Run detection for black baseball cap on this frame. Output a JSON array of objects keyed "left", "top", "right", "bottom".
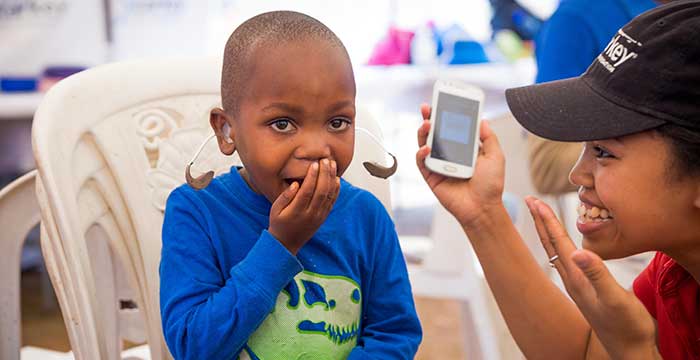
[{"left": 505, "top": 1, "right": 700, "bottom": 142}]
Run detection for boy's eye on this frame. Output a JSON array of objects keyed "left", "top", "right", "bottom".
[
  {"left": 593, "top": 145, "right": 615, "bottom": 159},
  {"left": 328, "top": 118, "right": 351, "bottom": 132},
  {"left": 270, "top": 119, "right": 295, "bottom": 133}
]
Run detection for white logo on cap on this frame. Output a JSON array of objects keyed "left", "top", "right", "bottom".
[{"left": 596, "top": 30, "right": 642, "bottom": 73}]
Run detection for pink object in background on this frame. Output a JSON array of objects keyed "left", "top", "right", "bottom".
[{"left": 367, "top": 27, "right": 415, "bottom": 65}]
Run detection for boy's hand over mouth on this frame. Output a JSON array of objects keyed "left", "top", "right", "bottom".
[{"left": 269, "top": 158, "right": 340, "bottom": 255}]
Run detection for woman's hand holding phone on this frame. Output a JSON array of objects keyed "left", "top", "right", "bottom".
[{"left": 416, "top": 104, "right": 506, "bottom": 227}]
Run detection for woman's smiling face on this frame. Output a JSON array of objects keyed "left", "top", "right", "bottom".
[{"left": 569, "top": 131, "right": 699, "bottom": 259}]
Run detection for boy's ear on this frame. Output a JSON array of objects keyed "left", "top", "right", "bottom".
[{"left": 210, "top": 108, "right": 236, "bottom": 155}]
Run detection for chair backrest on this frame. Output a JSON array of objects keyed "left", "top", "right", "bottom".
[
  {"left": 32, "top": 58, "right": 391, "bottom": 359},
  {"left": 0, "top": 170, "right": 40, "bottom": 360}
]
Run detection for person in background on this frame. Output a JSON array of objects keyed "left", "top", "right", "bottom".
[{"left": 489, "top": 0, "right": 543, "bottom": 41}]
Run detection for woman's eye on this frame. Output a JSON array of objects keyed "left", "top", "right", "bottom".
[
  {"left": 271, "top": 119, "right": 295, "bottom": 133},
  {"left": 593, "top": 145, "right": 615, "bottom": 159},
  {"left": 329, "top": 118, "right": 351, "bottom": 132}
]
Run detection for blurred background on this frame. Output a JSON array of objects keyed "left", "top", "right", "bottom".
[
  {"left": 0, "top": 0, "right": 557, "bottom": 219},
  {"left": 1, "top": 1, "right": 559, "bottom": 359}
]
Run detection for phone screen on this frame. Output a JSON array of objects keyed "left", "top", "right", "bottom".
[{"left": 431, "top": 92, "right": 480, "bottom": 166}]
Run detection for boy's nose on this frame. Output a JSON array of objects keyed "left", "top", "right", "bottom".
[{"left": 294, "top": 135, "right": 332, "bottom": 161}]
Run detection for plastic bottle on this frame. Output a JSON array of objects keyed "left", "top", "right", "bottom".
[{"left": 410, "top": 23, "right": 438, "bottom": 66}]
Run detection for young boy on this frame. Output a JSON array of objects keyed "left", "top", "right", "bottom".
[{"left": 159, "top": 11, "right": 421, "bottom": 360}]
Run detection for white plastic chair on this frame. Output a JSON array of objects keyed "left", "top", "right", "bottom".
[
  {"left": 0, "top": 170, "right": 64, "bottom": 360},
  {"left": 0, "top": 170, "right": 151, "bottom": 360},
  {"left": 0, "top": 170, "right": 69, "bottom": 360},
  {"left": 32, "top": 57, "right": 394, "bottom": 360},
  {"left": 0, "top": 170, "right": 38, "bottom": 360}
]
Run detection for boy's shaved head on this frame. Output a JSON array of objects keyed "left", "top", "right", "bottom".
[{"left": 221, "top": 11, "right": 350, "bottom": 114}]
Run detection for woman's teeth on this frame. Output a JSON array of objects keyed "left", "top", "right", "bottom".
[{"left": 577, "top": 204, "right": 613, "bottom": 223}]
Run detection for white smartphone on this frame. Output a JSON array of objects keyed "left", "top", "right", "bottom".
[{"left": 425, "top": 79, "right": 485, "bottom": 179}]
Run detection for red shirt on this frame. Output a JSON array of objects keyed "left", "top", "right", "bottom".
[{"left": 634, "top": 252, "right": 700, "bottom": 359}]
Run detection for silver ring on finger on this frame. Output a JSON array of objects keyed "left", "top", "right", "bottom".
[{"left": 548, "top": 254, "right": 559, "bottom": 268}]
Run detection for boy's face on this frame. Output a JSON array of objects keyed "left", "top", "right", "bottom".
[
  {"left": 569, "top": 131, "right": 700, "bottom": 259},
  {"left": 215, "top": 39, "right": 356, "bottom": 203}
]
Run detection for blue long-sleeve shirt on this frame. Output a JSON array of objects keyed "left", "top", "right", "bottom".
[
  {"left": 160, "top": 167, "right": 421, "bottom": 359},
  {"left": 535, "top": 0, "right": 657, "bottom": 83}
]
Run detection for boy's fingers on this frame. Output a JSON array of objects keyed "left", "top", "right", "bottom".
[
  {"left": 329, "top": 161, "right": 339, "bottom": 205},
  {"left": 291, "top": 161, "right": 319, "bottom": 210},
  {"left": 271, "top": 181, "right": 299, "bottom": 215},
  {"left": 323, "top": 176, "right": 341, "bottom": 213},
  {"left": 309, "top": 159, "right": 332, "bottom": 211},
  {"left": 417, "top": 120, "right": 431, "bottom": 147},
  {"left": 571, "top": 250, "right": 624, "bottom": 305}
]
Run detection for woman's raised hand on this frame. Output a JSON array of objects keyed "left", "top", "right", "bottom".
[{"left": 526, "top": 197, "right": 661, "bottom": 359}]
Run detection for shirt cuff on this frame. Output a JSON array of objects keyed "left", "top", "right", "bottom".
[{"left": 231, "top": 230, "right": 303, "bottom": 303}]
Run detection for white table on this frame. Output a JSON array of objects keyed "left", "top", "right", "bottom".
[
  {"left": 0, "top": 92, "right": 44, "bottom": 120},
  {"left": 355, "top": 58, "right": 536, "bottom": 118}
]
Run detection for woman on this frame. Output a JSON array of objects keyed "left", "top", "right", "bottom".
[{"left": 416, "top": 2, "right": 700, "bottom": 358}]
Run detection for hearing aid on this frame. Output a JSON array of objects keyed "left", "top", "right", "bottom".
[
  {"left": 185, "top": 134, "right": 217, "bottom": 190},
  {"left": 221, "top": 121, "right": 234, "bottom": 144},
  {"left": 185, "top": 127, "right": 398, "bottom": 190},
  {"left": 354, "top": 127, "right": 398, "bottom": 179},
  {"left": 186, "top": 121, "right": 235, "bottom": 190}
]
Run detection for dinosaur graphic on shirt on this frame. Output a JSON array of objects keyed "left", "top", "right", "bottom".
[{"left": 238, "top": 271, "right": 362, "bottom": 360}]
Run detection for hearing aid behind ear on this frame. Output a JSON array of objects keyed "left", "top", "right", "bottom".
[
  {"left": 186, "top": 134, "right": 217, "bottom": 190},
  {"left": 185, "top": 127, "right": 398, "bottom": 189},
  {"left": 222, "top": 122, "right": 234, "bottom": 144},
  {"left": 185, "top": 123, "right": 234, "bottom": 190},
  {"left": 363, "top": 153, "right": 397, "bottom": 179},
  {"left": 355, "top": 127, "right": 398, "bottom": 179}
]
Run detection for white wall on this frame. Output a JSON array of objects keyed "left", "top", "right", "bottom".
[
  {"left": 1, "top": 0, "right": 557, "bottom": 75},
  {"left": 110, "top": 0, "right": 495, "bottom": 65},
  {"left": 0, "top": 0, "right": 108, "bottom": 76}
]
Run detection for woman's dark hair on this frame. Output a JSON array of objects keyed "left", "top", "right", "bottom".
[{"left": 655, "top": 123, "right": 700, "bottom": 179}]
